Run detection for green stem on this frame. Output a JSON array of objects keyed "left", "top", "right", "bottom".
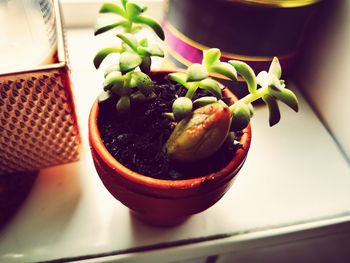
[
  {"left": 185, "top": 82, "right": 197, "bottom": 99},
  {"left": 124, "top": 21, "right": 133, "bottom": 33},
  {"left": 229, "top": 86, "right": 268, "bottom": 115}
]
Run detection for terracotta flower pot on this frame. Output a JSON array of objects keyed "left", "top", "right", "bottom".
[{"left": 88, "top": 70, "right": 252, "bottom": 227}]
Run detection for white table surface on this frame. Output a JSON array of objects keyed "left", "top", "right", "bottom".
[{"left": 0, "top": 28, "right": 349, "bottom": 263}]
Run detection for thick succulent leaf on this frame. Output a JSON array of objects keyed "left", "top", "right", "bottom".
[
  {"left": 93, "top": 46, "right": 123, "bottom": 69},
  {"left": 138, "top": 37, "right": 148, "bottom": 47},
  {"left": 268, "top": 57, "right": 282, "bottom": 79},
  {"left": 130, "top": 24, "right": 143, "bottom": 34},
  {"left": 133, "top": 15, "right": 165, "bottom": 40},
  {"left": 268, "top": 74, "right": 284, "bottom": 91},
  {"left": 129, "top": 71, "right": 153, "bottom": 96},
  {"left": 198, "top": 78, "right": 222, "bottom": 99},
  {"left": 139, "top": 56, "right": 151, "bottom": 74},
  {"left": 229, "top": 60, "right": 257, "bottom": 93},
  {"left": 187, "top": 64, "right": 208, "bottom": 82},
  {"left": 137, "top": 43, "right": 164, "bottom": 57},
  {"left": 208, "top": 62, "right": 237, "bottom": 81},
  {"left": 103, "top": 71, "right": 125, "bottom": 93},
  {"left": 126, "top": 2, "right": 146, "bottom": 20},
  {"left": 117, "top": 33, "right": 138, "bottom": 52},
  {"left": 98, "top": 90, "right": 113, "bottom": 105},
  {"left": 271, "top": 88, "right": 299, "bottom": 112},
  {"left": 168, "top": 72, "right": 188, "bottom": 87},
  {"left": 203, "top": 48, "right": 221, "bottom": 67},
  {"left": 104, "top": 64, "right": 121, "bottom": 78},
  {"left": 116, "top": 95, "right": 131, "bottom": 114},
  {"left": 247, "top": 103, "right": 254, "bottom": 117},
  {"left": 256, "top": 70, "right": 269, "bottom": 88},
  {"left": 121, "top": 0, "right": 127, "bottom": 10},
  {"left": 165, "top": 102, "right": 231, "bottom": 162},
  {"left": 262, "top": 94, "right": 281, "bottom": 126},
  {"left": 162, "top": 112, "right": 175, "bottom": 121},
  {"left": 193, "top": 96, "right": 218, "bottom": 108},
  {"left": 230, "top": 101, "right": 251, "bottom": 131},
  {"left": 119, "top": 51, "right": 142, "bottom": 74},
  {"left": 130, "top": 90, "right": 156, "bottom": 102},
  {"left": 94, "top": 20, "right": 128, "bottom": 35},
  {"left": 99, "top": 3, "right": 126, "bottom": 17},
  {"left": 172, "top": 97, "right": 193, "bottom": 121}
]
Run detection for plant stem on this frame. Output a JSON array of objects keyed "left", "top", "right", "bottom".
[
  {"left": 185, "top": 82, "right": 197, "bottom": 99},
  {"left": 229, "top": 86, "right": 268, "bottom": 114}
]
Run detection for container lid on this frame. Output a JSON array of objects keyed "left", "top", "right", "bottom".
[{"left": 230, "top": 0, "right": 322, "bottom": 8}]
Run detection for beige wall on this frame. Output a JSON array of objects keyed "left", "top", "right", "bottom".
[{"left": 295, "top": 0, "right": 350, "bottom": 162}]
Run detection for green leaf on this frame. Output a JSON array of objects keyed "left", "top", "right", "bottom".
[
  {"left": 129, "top": 71, "right": 153, "bottom": 96},
  {"left": 165, "top": 102, "right": 231, "bottom": 161},
  {"left": 99, "top": 3, "right": 126, "bottom": 18},
  {"left": 139, "top": 56, "right": 151, "bottom": 74},
  {"left": 93, "top": 46, "right": 123, "bottom": 69},
  {"left": 262, "top": 94, "right": 281, "bottom": 126},
  {"left": 229, "top": 60, "right": 257, "bottom": 94},
  {"left": 162, "top": 112, "right": 175, "bottom": 121},
  {"left": 230, "top": 102, "right": 251, "bottom": 131},
  {"left": 269, "top": 57, "right": 282, "bottom": 79},
  {"left": 138, "top": 38, "right": 148, "bottom": 47},
  {"left": 98, "top": 90, "right": 113, "bottom": 105},
  {"left": 256, "top": 71, "right": 269, "bottom": 88},
  {"left": 117, "top": 33, "right": 138, "bottom": 52},
  {"left": 193, "top": 96, "right": 218, "bottom": 108},
  {"left": 198, "top": 78, "right": 222, "bottom": 99},
  {"left": 137, "top": 44, "right": 164, "bottom": 57},
  {"left": 168, "top": 72, "right": 188, "bottom": 87},
  {"left": 121, "top": 0, "right": 128, "bottom": 10},
  {"left": 172, "top": 97, "right": 193, "bottom": 121},
  {"left": 126, "top": 2, "right": 146, "bottom": 20},
  {"left": 116, "top": 95, "right": 131, "bottom": 114},
  {"left": 208, "top": 62, "right": 237, "bottom": 81},
  {"left": 103, "top": 71, "right": 125, "bottom": 93},
  {"left": 133, "top": 15, "right": 165, "bottom": 40},
  {"left": 247, "top": 103, "right": 254, "bottom": 117},
  {"left": 268, "top": 74, "right": 284, "bottom": 91},
  {"left": 104, "top": 64, "right": 121, "bottom": 78},
  {"left": 187, "top": 64, "right": 208, "bottom": 82},
  {"left": 203, "top": 48, "right": 221, "bottom": 67},
  {"left": 271, "top": 88, "right": 299, "bottom": 112},
  {"left": 119, "top": 51, "right": 142, "bottom": 74},
  {"left": 94, "top": 20, "right": 128, "bottom": 35}
]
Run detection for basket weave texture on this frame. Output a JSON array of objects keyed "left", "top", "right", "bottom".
[{"left": 0, "top": 70, "right": 80, "bottom": 174}]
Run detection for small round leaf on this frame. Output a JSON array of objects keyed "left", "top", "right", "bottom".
[
  {"left": 172, "top": 97, "right": 193, "bottom": 121},
  {"left": 203, "top": 48, "right": 221, "bottom": 67},
  {"left": 230, "top": 102, "right": 251, "bottom": 131},
  {"left": 186, "top": 64, "right": 208, "bottom": 82},
  {"left": 119, "top": 51, "right": 142, "bottom": 74}
]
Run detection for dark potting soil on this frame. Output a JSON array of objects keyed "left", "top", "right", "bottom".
[{"left": 98, "top": 75, "right": 242, "bottom": 180}]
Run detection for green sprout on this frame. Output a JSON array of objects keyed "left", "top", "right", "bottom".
[
  {"left": 94, "top": 0, "right": 164, "bottom": 114},
  {"left": 166, "top": 48, "right": 237, "bottom": 121},
  {"left": 165, "top": 55, "right": 299, "bottom": 162}
]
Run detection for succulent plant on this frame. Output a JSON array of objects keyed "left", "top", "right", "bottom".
[
  {"left": 94, "top": 1, "right": 299, "bottom": 164},
  {"left": 165, "top": 55, "right": 299, "bottom": 162},
  {"left": 166, "top": 48, "right": 237, "bottom": 121},
  {"left": 94, "top": 0, "right": 164, "bottom": 113}
]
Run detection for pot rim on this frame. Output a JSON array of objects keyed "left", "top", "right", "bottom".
[{"left": 89, "top": 69, "right": 252, "bottom": 190}]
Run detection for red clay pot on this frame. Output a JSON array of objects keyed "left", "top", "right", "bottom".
[{"left": 88, "top": 70, "right": 252, "bottom": 227}]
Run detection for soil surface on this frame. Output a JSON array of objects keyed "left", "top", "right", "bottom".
[{"left": 98, "top": 75, "right": 241, "bottom": 180}]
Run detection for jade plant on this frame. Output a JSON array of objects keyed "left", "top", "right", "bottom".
[
  {"left": 93, "top": 0, "right": 164, "bottom": 113},
  {"left": 94, "top": 0, "right": 299, "bottom": 166}
]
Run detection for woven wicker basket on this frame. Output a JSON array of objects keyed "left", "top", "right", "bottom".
[{"left": 0, "top": 0, "right": 80, "bottom": 175}]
